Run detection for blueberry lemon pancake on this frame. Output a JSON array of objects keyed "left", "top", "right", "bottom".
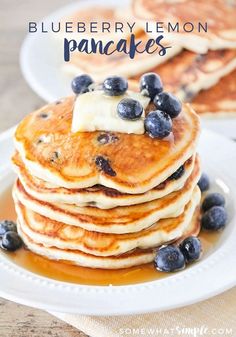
[
  {"left": 11, "top": 73, "right": 203, "bottom": 270},
  {"left": 132, "top": 0, "right": 236, "bottom": 53},
  {"left": 191, "top": 69, "right": 236, "bottom": 117},
  {"left": 130, "top": 49, "right": 236, "bottom": 102}
]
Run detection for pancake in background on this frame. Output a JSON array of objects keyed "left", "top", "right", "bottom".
[
  {"left": 63, "top": 31, "right": 181, "bottom": 82},
  {"left": 15, "top": 187, "right": 200, "bottom": 257},
  {"left": 13, "top": 151, "right": 196, "bottom": 209},
  {"left": 14, "top": 97, "right": 200, "bottom": 194},
  {"left": 132, "top": 0, "right": 236, "bottom": 53},
  {"left": 130, "top": 49, "right": 236, "bottom": 102},
  {"left": 13, "top": 160, "right": 200, "bottom": 234},
  {"left": 192, "top": 69, "right": 236, "bottom": 117},
  {"left": 17, "top": 201, "right": 201, "bottom": 269}
]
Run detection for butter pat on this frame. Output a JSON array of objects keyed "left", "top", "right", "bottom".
[{"left": 71, "top": 91, "right": 150, "bottom": 134}]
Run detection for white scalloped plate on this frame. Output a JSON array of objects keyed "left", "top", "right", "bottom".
[
  {"left": 19, "top": 0, "right": 236, "bottom": 139},
  {"left": 0, "top": 127, "right": 236, "bottom": 315}
]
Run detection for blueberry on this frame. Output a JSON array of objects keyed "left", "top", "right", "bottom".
[
  {"left": 71, "top": 74, "right": 93, "bottom": 94},
  {"left": 0, "top": 220, "right": 17, "bottom": 237},
  {"left": 201, "top": 206, "right": 227, "bottom": 230},
  {"left": 169, "top": 165, "right": 185, "bottom": 180},
  {"left": 103, "top": 76, "right": 128, "bottom": 96},
  {"left": 97, "top": 133, "right": 119, "bottom": 145},
  {"left": 179, "top": 236, "right": 202, "bottom": 263},
  {"left": 154, "top": 92, "right": 182, "bottom": 118},
  {"left": 39, "top": 113, "right": 49, "bottom": 119},
  {"left": 154, "top": 245, "right": 185, "bottom": 272},
  {"left": 1, "top": 231, "right": 22, "bottom": 251},
  {"left": 140, "top": 73, "right": 163, "bottom": 100},
  {"left": 144, "top": 110, "right": 172, "bottom": 138},
  {"left": 202, "top": 193, "right": 225, "bottom": 212},
  {"left": 198, "top": 173, "right": 210, "bottom": 192},
  {"left": 117, "top": 98, "right": 143, "bottom": 120},
  {"left": 95, "top": 156, "right": 116, "bottom": 176}
]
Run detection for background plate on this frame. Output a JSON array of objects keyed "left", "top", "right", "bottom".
[{"left": 0, "top": 128, "right": 236, "bottom": 315}]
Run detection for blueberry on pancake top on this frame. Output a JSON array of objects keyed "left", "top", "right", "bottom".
[
  {"left": 154, "top": 92, "right": 182, "bottom": 118},
  {"left": 117, "top": 98, "right": 143, "bottom": 120},
  {"left": 103, "top": 76, "right": 128, "bottom": 96},
  {"left": 140, "top": 73, "right": 163, "bottom": 100},
  {"left": 71, "top": 74, "right": 93, "bottom": 94},
  {"left": 144, "top": 110, "right": 172, "bottom": 139}
]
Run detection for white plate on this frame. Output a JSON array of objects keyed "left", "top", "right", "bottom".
[
  {"left": 20, "top": 0, "right": 236, "bottom": 139},
  {"left": 0, "top": 127, "right": 236, "bottom": 315}
]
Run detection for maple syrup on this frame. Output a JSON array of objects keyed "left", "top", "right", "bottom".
[{"left": 0, "top": 185, "right": 221, "bottom": 286}]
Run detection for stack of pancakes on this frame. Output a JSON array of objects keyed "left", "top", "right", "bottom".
[
  {"left": 63, "top": 1, "right": 236, "bottom": 117},
  {"left": 12, "top": 97, "right": 201, "bottom": 269}
]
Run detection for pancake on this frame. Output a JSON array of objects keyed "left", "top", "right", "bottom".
[
  {"left": 132, "top": 0, "right": 236, "bottom": 53},
  {"left": 13, "top": 151, "right": 196, "bottom": 209},
  {"left": 191, "top": 69, "right": 236, "bottom": 117},
  {"left": 64, "top": 31, "right": 181, "bottom": 81},
  {"left": 13, "top": 158, "right": 201, "bottom": 234},
  {"left": 15, "top": 186, "right": 200, "bottom": 257},
  {"left": 130, "top": 49, "right": 236, "bottom": 102},
  {"left": 59, "top": 5, "right": 142, "bottom": 43},
  {"left": 14, "top": 98, "right": 200, "bottom": 194},
  {"left": 17, "top": 203, "right": 200, "bottom": 269}
]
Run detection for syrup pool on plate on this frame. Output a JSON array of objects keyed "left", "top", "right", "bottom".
[{"left": 0, "top": 185, "right": 221, "bottom": 286}]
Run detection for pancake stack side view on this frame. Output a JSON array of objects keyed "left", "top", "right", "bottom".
[{"left": 12, "top": 80, "right": 202, "bottom": 269}]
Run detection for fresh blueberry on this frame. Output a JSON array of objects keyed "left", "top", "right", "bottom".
[
  {"left": 103, "top": 76, "right": 128, "bottom": 96},
  {"left": 1, "top": 231, "right": 22, "bottom": 251},
  {"left": 140, "top": 73, "right": 163, "bottom": 100},
  {"left": 169, "top": 165, "right": 185, "bottom": 180},
  {"left": 71, "top": 74, "right": 93, "bottom": 94},
  {"left": 0, "top": 220, "right": 17, "bottom": 237},
  {"left": 179, "top": 236, "right": 202, "bottom": 263},
  {"left": 154, "top": 92, "right": 182, "bottom": 118},
  {"left": 117, "top": 98, "right": 143, "bottom": 120},
  {"left": 154, "top": 245, "right": 185, "bottom": 272},
  {"left": 201, "top": 206, "right": 227, "bottom": 230},
  {"left": 197, "top": 173, "right": 210, "bottom": 192},
  {"left": 144, "top": 110, "right": 172, "bottom": 138},
  {"left": 202, "top": 193, "right": 225, "bottom": 212}
]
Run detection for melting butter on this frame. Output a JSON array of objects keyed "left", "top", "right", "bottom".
[{"left": 71, "top": 90, "right": 150, "bottom": 134}]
